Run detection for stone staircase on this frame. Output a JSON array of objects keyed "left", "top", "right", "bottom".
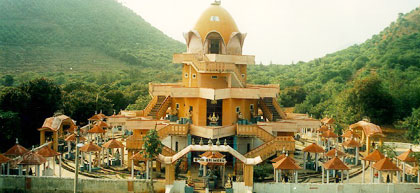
[
  {"left": 263, "top": 97, "right": 281, "bottom": 121},
  {"left": 236, "top": 124, "right": 275, "bottom": 143},
  {"left": 244, "top": 136, "right": 295, "bottom": 161},
  {"left": 147, "top": 96, "right": 166, "bottom": 119}
]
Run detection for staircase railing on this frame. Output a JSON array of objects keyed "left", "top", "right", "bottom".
[
  {"left": 157, "top": 124, "right": 189, "bottom": 140},
  {"left": 144, "top": 95, "right": 158, "bottom": 116},
  {"left": 126, "top": 135, "right": 145, "bottom": 150},
  {"left": 258, "top": 99, "right": 273, "bottom": 121},
  {"left": 244, "top": 136, "right": 295, "bottom": 160},
  {"left": 272, "top": 98, "right": 287, "bottom": 120},
  {"left": 236, "top": 124, "right": 275, "bottom": 143},
  {"left": 156, "top": 96, "right": 172, "bottom": 120},
  {"left": 162, "top": 146, "right": 177, "bottom": 156}
]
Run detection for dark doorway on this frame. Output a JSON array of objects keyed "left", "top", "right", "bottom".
[
  {"left": 206, "top": 99, "right": 222, "bottom": 126},
  {"left": 209, "top": 39, "right": 220, "bottom": 54}
]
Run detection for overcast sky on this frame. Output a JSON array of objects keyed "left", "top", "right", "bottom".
[{"left": 119, "top": 0, "right": 420, "bottom": 64}]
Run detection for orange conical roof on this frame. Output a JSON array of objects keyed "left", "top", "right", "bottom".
[
  {"left": 363, "top": 149, "right": 385, "bottom": 162},
  {"left": 97, "top": 121, "right": 109, "bottom": 129},
  {"left": 323, "top": 157, "right": 350, "bottom": 170},
  {"left": 0, "top": 154, "right": 11, "bottom": 163},
  {"left": 64, "top": 133, "right": 86, "bottom": 142},
  {"left": 80, "top": 142, "right": 101, "bottom": 152},
  {"left": 88, "top": 113, "right": 106, "bottom": 121},
  {"left": 88, "top": 125, "right": 106, "bottom": 134},
  {"left": 320, "top": 130, "right": 338, "bottom": 138},
  {"left": 4, "top": 142, "right": 29, "bottom": 156},
  {"left": 18, "top": 151, "right": 47, "bottom": 165},
  {"left": 372, "top": 157, "right": 400, "bottom": 171},
  {"left": 103, "top": 139, "right": 124, "bottom": 149},
  {"left": 272, "top": 156, "right": 301, "bottom": 170},
  {"left": 200, "top": 151, "right": 225, "bottom": 159},
  {"left": 271, "top": 154, "right": 296, "bottom": 163},
  {"left": 325, "top": 148, "right": 346, "bottom": 158},
  {"left": 397, "top": 149, "right": 416, "bottom": 162},
  {"left": 341, "top": 130, "right": 360, "bottom": 138},
  {"left": 317, "top": 125, "right": 329, "bottom": 132},
  {"left": 343, "top": 138, "right": 361, "bottom": 148},
  {"left": 36, "top": 145, "right": 60, "bottom": 157},
  {"left": 303, "top": 143, "right": 325, "bottom": 153},
  {"left": 131, "top": 151, "right": 147, "bottom": 161}
]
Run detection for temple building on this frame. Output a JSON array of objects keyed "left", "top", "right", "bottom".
[{"left": 106, "top": 1, "right": 320, "bottom": 175}]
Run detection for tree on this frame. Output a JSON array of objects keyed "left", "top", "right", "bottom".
[
  {"left": 142, "top": 127, "right": 163, "bottom": 193},
  {"left": 397, "top": 107, "right": 420, "bottom": 143},
  {"left": 2, "top": 75, "right": 14, "bottom": 86}
]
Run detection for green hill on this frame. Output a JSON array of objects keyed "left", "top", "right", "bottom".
[
  {"left": 248, "top": 6, "right": 420, "bottom": 125},
  {"left": 0, "top": 0, "right": 185, "bottom": 75}
]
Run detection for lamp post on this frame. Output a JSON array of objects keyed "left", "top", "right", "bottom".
[{"left": 74, "top": 127, "right": 82, "bottom": 193}]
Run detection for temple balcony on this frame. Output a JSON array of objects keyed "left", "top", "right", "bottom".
[
  {"left": 149, "top": 83, "right": 279, "bottom": 100},
  {"left": 173, "top": 53, "right": 255, "bottom": 65}
]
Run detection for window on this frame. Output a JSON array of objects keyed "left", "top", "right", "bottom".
[
  {"left": 236, "top": 106, "right": 240, "bottom": 113},
  {"left": 184, "top": 73, "right": 188, "bottom": 78},
  {"left": 192, "top": 74, "right": 196, "bottom": 79},
  {"left": 176, "top": 103, "right": 180, "bottom": 109},
  {"left": 241, "top": 74, "right": 245, "bottom": 78},
  {"left": 210, "top": 16, "right": 220, "bottom": 22},
  {"left": 247, "top": 143, "right": 251, "bottom": 152},
  {"left": 209, "top": 39, "right": 220, "bottom": 54},
  {"left": 250, "top": 104, "right": 254, "bottom": 111},
  {"left": 211, "top": 75, "right": 218, "bottom": 79},
  {"left": 175, "top": 141, "right": 179, "bottom": 152},
  {"left": 189, "top": 106, "right": 193, "bottom": 112}
]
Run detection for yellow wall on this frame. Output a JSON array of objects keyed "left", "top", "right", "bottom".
[
  {"left": 182, "top": 64, "right": 199, "bottom": 87},
  {"left": 198, "top": 73, "right": 229, "bottom": 89},
  {"left": 222, "top": 98, "right": 257, "bottom": 126},
  {"left": 171, "top": 97, "right": 207, "bottom": 126}
]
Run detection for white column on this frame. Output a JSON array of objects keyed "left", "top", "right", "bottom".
[
  {"left": 274, "top": 169, "right": 277, "bottom": 182},
  {"left": 7, "top": 163, "right": 10, "bottom": 175},
  {"left": 89, "top": 152, "right": 92, "bottom": 172},
  {"left": 355, "top": 147, "right": 359, "bottom": 166},
  {"left": 203, "top": 165, "right": 207, "bottom": 176},
  {"left": 347, "top": 170, "right": 349, "bottom": 183},
  {"left": 371, "top": 162, "right": 374, "bottom": 183},
  {"left": 403, "top": 162, "right": 406, "bottom": 183},
  {"left": 295, "top": 171, "right": 298, "bottom": 183},
  {"left": 327, "top": 169, "right": 329, "bottom": 183},
  {"left": 107, "top": 149, "right": 109, "bottom": 166},
  {"left": 131, "top": 160, "right": 134, "bottom": 179},
  {"left": 378, "top": 171, "right": 382, "bottom": 183},
  {"left": 18, "top": 165, "right": 22, "bottom": 175},
  {"left": 362, "top": 160, "right": 365, "bottom": 183},
  {"left": 146, "top": 160, "right": 150, "bottom": 179},
  {"left": 36, "top": 165, "right": 40, "bottom": 176},
  {"left": 67, "top": 141, "right": 71, "bottom": 153},
  {"left": 341, "top": 170, "right": 344, "bottom": 183},
  {"left": 303, "top": 152, "right": 307, "bottom": 169},
  {"left": 397, "top": 171, "right": 401, "bottom": 183},
  {"left": 322, "top": 167, "right": 325, "bottom": 184},
  {"left": 53, "top": 157, "right": 56, "bottom": 175},
  {"left": 279, "top": 169, "right": 282, "bottom": 182},
  {"left": 417, "top": 169, "right": 420, "bottom": 183},
  {"left": 315, "top": 153, "right": 319, "bottom": 171}
]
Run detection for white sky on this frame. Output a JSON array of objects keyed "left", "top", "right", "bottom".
[{"left": 119, "top": 0, "right": 420, "bottom": 64}]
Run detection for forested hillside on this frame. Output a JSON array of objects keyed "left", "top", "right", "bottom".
[{"left": 248, "top": 7, "right": 420, "bottom": 130}]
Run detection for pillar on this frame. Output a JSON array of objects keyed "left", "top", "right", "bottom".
[
  {"left": 355, "top": 147, "right": 359, "bottom": 166},
  {"left": 366, "top": 137, "right": 371, "bottom": 154},
  {"left": 403, "top": 162, "right": 406, "bottom": 183},
  {"left": 127, "top": 150, "right": 132, "bottom": 169},
  {"left": 146, "top": 160, "right": 150, "bottom": 180},
  {"left": 36, "top": 165, "right": 40, "bottom": 176},
  {"left": 233, "top": 136, "right": 238, "bottom": 170},
  {"left": 379, "top": 138, "right": 383, "bottom": 147},
  {"left": 315, "top": 153, "right": 319, "bottom": 171},
  {"left": 121, "top": 147, "right": 124, "bottom": 167},
  {"left": 417, "top": 169, "right": 420, "bottom": 183},
  {"left": 7, "top": 163, "right": 9, "bottom": 175},
  {"left": 322, "top": 167, "right": 324, "bottom": 183},
  {"left": 347, "top": 170, "right": 349, "bottom": 183},
  {"left": 156, "top": 161, "right": 161, "bottom": 173},
  {"left": 165, "top": 163, "right": 175, "bottom": 185},
  {"left": 131, "top": 160, "right": 134, "bottom": 179},
  {"left": 243, "top": 165, "right": 254, "bottom": 190},
  {"left": 341, "top": 170, "right": 344, "bottom": 183},
  {"left": 67, "top": 141, "right": 71, "bottom": 154},
  {"left": 187, "top": 134, "right": 192, "bottom": 167},
  {"left": 327, "top": 169, "right": 329, "bottom": 183},
  {"left": 18, "top": 165, "right": 22, "bottom": 175},
  {"left": 397, "top": 171, "right": 401, "bottom": 183},
  {"left": 59, "top": 155, "right": 62, "bottom": 178},
  {"left": 275, "top": 169, "right": 278, "bottom": 182},
  {"left": 371, "top": 162, "right": 374, "bottom": 183},
  {"left": 295, "top": 170, "right": 298, "bottom": 183},
  {"left": 40, "top": 130, "right": 46, "bottom": 145},
  {"left": 53, "top": 131, "right": 59, "bottom": 152},
  {"left": 303, "top": 152, "right": 307, "bottom": 169},
  {"left": 89, "top": 152, "right": 92, "bottom": 172}
]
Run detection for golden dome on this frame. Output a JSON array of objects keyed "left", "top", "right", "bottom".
[{"left": 193, "top": 3, "right": 239, "bottom": 44}]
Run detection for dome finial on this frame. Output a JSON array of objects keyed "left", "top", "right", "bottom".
[{"left": 212, "top": 0, "right": 221, "bottom": 5}]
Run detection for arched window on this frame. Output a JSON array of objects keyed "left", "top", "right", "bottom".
[{"left": 205, "top": 32, "right": 225, "bottom": 54}]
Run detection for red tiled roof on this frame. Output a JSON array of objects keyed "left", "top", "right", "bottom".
[
  {"left": 272, "top": 156, "right": 301, "bottom": 170},
  {"left": 363, "top": 149, "right": 385, "bottom": 162},
  {"left": 341, "top": 130, "right": 360, "bottom": 138},
  {"left": 96, "top": 121, "right": 109, "bottom": 128},
  {"left": 88, "top": 113, "right": 106, "bottom": 121},
  {"left": 200, "top": 151, "right": 225, "bottom": 159},
  {"left": 372, "top": 157, "right": 400, "bottom": 171},
  {"left": 320, "top": 130, "right": 338, "bottom": 138},
  {"left": 64, "top": 133, "right": 86, "bottom": 142},
  {"left": 317, "top": 125, "right": 329, "bottom": 132},
  {"left": 88, "top": 125, "right": 106, "bottom": 133},
  {"left": 38, "top": 115, "right": 75, "bottom": 132},
  {"left": 325, "top": 148, "right": 346, "bottom": 158},
  {"left": 342, "top": 138, "right": 361, "bottom": 148},
  {"left": 36, "top": 145, "right": 60, "bottom": 157},
  {"left": 397, "top": 149, "right": 416, "bottom": 162},
  {"left": 349, "top": 121, "right": 385, "bottom": 137},
  {"left": 323, "top": 157, "right": 350, "bottom": 170},
  {"left": 271, "top": 154, "right": 296, "bottom": 163},
  {"left": 131, "top": 151, "right": 147, "bottom": 161},
  {"left": 321, "top": 117, "right": 335, "bottom": 125},
  {"left": 80, "top": 142, "right": 101, "bottom": 152},
  {"left": 103, "top": 139, "right": 124, "bottom": 149},
  {"left": 4, "top": 144, "right": 29, "bottom": 156},
  {"left": 0, "top": 154, "right": 11, "bottom": 163},
  {"left": 303, "top": 143, "right": 325, "bottom": 153},
  {"left": 18, "top": 152, "right": 47, "bottom": 165}
]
